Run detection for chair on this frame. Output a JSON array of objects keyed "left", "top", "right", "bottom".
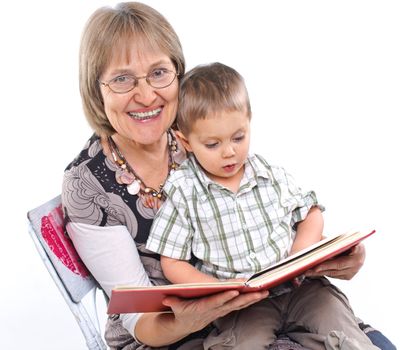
[{"left": 27, "top": 195, "right": 107, "bottom": 350}]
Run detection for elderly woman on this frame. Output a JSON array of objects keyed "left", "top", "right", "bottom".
[{"left": 62, "top": 2, "right": 395, "bottom": 350}]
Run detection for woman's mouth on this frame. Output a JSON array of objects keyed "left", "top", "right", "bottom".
[{"left": 128, "top": 107, "right": 162, "bottom": 121}]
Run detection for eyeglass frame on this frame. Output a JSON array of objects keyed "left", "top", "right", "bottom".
[{"left": 98, "top": 69, "right": 179, "bottom": 94}]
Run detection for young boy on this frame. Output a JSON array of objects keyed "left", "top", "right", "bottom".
[{"left": 146, "top": 63, "right": 379, "bottom": 350}]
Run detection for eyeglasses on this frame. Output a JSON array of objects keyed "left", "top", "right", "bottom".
[{"left": 99, "top": 68, "right": 178, "bottom": 94}]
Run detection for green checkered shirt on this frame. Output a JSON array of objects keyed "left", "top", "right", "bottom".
[{"left": 146, "top": 154, "right": 321, "bottom": 279}]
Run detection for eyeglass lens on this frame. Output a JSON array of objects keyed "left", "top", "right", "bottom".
[{"left": 108, "top": 70, "right": 176, "bottom": 93}]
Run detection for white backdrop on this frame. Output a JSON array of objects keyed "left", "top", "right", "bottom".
[{"left": 1, "top": 1, "right": 417, "bottom": 349}]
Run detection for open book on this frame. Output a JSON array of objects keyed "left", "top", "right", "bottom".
[{"left": 107, "top": 229, "right": 375, "bottom": 314}]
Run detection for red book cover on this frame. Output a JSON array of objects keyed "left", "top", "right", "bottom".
[{"left": 107, "top": 230, "right": 375, "bottom": 314}]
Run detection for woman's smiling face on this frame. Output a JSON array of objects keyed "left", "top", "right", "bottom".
[{"left": 99, "top": 39, "right": 179, "bottom": 146}]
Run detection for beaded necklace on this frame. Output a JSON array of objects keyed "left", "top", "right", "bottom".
[{"left": 107, "top": 130, "right": 179, "bottom": 208}]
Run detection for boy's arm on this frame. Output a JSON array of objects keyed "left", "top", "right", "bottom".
[
  {"left": 289, "top": 206, "right": 324, "bottom": 255},
  {"left": 161, "top": 255, "right": 219, "bottom": 284}
]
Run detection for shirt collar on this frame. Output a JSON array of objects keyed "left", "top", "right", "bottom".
[{"left": 187, "top": 154, "right": 274, "bottom": 202}]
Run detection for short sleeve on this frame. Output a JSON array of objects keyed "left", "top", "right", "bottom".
[{"left": 273, "top": 166, "right": 325, "bottom": 230}]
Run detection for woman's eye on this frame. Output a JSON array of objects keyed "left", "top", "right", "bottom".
[
  {"left": 150, "top": 68, "right": 169, "bottom": 79},
  {"left": 113, "top": 75, "right": 132, "bottom": 84}
]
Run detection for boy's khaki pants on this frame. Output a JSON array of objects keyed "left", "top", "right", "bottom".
[{"left": 201, "top": 278, "right": 380, "bottom": 350}]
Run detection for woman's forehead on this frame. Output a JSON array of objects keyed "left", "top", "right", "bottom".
[{"left": 107, "top": 36, "right": 169, "bottom": 70}]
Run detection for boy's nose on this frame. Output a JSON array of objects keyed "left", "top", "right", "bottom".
[{"left": 222, "top": 145, "right": 235, "bottom": 157}]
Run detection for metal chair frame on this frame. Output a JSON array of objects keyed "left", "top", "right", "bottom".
[{"left": 27, "top": 195, "right": 107, "bottom": 350}]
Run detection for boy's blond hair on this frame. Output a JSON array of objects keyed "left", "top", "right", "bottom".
[{"left": 177, "top": 62, "right": 251, "bottom": 135}]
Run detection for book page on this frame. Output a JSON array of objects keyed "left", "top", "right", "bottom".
[
  {"left": 246, "top": 232, "right": 345, "bottom": 282},
  {"left": 246, "top": 230, "right": 370, "bottom": 288}
]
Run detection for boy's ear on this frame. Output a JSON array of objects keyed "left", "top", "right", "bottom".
[{"left": 175, "top": 130, "right": 193, "bottom": 153}]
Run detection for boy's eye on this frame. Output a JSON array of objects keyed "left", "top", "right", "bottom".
[
  {"left": 233, "top": 135, "right": 245, "bottom": 142},
  {"left": 205, "top": 142, "right": 218, "bottom": 149}
]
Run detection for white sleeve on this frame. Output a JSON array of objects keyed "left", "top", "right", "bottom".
[{"left": 66, "top": 222, "right": 152, "bottom": 339}]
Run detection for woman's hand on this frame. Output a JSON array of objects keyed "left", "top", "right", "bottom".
[
  {"left": 304, "top": 243, "right": 366, "bottom": 280},
  {"left": 136, "top": 290, "right": 268, "bottom": 346},
  {"left": 162, "top": 289, "right": 269, "bottom": 334}
]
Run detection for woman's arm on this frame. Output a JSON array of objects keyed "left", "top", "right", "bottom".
[
  {"left": 68, "top": 222, "right": 269, "bottom": 346},
  {"left": 305, "top": 243, "right": 366, "bottom": 280},
  {"left": 67, "top": 223, "right": 153, "bottom": 296},
  {"left": 66, "top": 223, "right": 150, "bottom": 336},
  {"left": 136, "top": 289, "right": 269, "bottom": 346}
]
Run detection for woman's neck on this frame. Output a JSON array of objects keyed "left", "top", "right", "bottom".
[
  {"left": 104, "top": 132, "right": 170, "bottom": 189},
  {"left": 112, "top": 133, "right": 168, "bottom": 161}
]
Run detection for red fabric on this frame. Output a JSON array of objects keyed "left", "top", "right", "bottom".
[{"left": 41, "top": 206, "right": 90, "bottom": 277}]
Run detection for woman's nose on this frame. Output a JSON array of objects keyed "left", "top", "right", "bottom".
[{"left": 132, "top": 80, "right": 156, "bottom": 105}]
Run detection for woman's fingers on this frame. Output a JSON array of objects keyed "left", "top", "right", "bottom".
[
  {"left": 162, "top": 289, "right": 269, "bottom": 331},
  {"left": 224, "top": 290, "right": 269, "bottom": 311},
  {"left": 305, "top": 243, "right": 366, "bottom": 280}
]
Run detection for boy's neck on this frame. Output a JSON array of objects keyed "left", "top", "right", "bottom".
[{"left": 205, "top": 165, "right": 245, "bottom": 193}]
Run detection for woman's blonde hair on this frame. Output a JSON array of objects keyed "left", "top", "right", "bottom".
[
  {"left": 79, "top": 2, "right": 185, "bottom": 136},
  {"left": 177, "top": 62, "right": 251, "bottom": 136}
]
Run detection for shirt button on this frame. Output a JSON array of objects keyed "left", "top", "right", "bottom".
[{"left": 249, "top": 252, "right": 256, "bottom": 259}]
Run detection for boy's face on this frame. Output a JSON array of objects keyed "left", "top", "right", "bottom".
[{"left": 179, "top": 110, "right": 250, "bottom": 184}]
